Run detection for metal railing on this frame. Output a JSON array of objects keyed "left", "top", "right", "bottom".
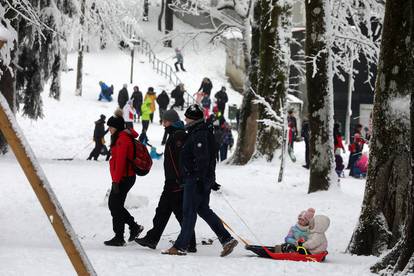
[{"left": 131, "top": 35, "right": 196, "bottom": 107}]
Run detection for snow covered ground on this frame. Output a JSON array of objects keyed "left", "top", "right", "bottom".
[{"left": 0, "top": 7, "right": 378, "bottom": 276}]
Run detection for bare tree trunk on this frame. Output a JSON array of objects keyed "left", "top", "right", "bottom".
[
  {"left": 164, "top": 0, "right": 173, "bottom": 47},
  {"left": 345, "top": 54, "right": 354, "bottom": 145},
  {"left": 49, "top": 54, "right": 61, "bottom": 100},
  {"left": 230, "top": 2, "right": 260, "bottom": 165},
  {"left": 75, "top": 0, "right": 86, "bottom": 96},
  {"left": 256, "top": 0, "right": 287, "bottom": 161},
  {"left": 347, "top": 0, "right": 414, "bottom": 274},
  {"left": 305, "top": 0, "right": 335, "bottom": 193},
  {"left": 158, "top": 0, "right": 165, "bottom": 32}
]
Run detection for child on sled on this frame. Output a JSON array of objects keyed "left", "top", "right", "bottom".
[
  {"left": 275, "top": 209, "right": 330, "bottom": 255},
  {"left": 274, "top": 208, "right": 315, "bottom": 253}
]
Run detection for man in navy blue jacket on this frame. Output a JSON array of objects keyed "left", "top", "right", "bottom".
[{"left": 162, "top": 104, "right": 238, "bottom": 257}]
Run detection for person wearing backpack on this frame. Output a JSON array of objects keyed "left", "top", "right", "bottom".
[
  {"left": 135, "top": 110, "right": 197, "bottom": 251},
  {"left": 104, "top": 109, "right": 144, "bottom": 246},
  {"left": 162, "top": 104, "right": 238, "bottom": 256}
]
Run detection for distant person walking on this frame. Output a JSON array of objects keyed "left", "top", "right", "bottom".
[
  {"left": 130, "top": 86, "right": 143, "bottom": 122},
  {"left": 156, "top": 90, "right": 170, "bottom": 124},
  {"left": 123, "top": 100, "right": 135, "bottom": 129},
  {"left": 104, "top": 110, "right": 143, "bottom": 246},
  {"left": 87, "top": 114, "right": 109, "bottom": 161},
  {"left": 174, "top": 48, "right": 186, "bottom": 72},
  {"left": 118, "top": 84, "right": 129, "bottom": 109},
  {"left": 198, "top": 78, "right": 213, "bottom": 97},
  {"left": 144, "top": 87, "right": 157, "bottom": 123},
  {"left": 214, "top": 86, "right": 228, "bottom": 116},
  {"left": 301, "top": 119, "right": 310, "bottom": 169},
  {"left": 141, "top": 97, "right": 152, "bottom": 133},
  {"left": 171, "top": 84, "right": 185, "bottom": 111}
]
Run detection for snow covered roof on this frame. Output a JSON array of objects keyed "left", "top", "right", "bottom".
[
  {"left": 221, "top": 28, "right": 243, "bottom": 40},
  {"left": 287, "top": 94, "right": 303, "bottom": 104}
]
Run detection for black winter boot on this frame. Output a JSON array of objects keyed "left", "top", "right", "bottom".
[
  {"left": 104, "top": 236, "right": 126, "bottom": 246},
  {"left": 135, "top": 236, "right": 157, "bottom": 249},
  {"left": 128, "top": 223, "right": 144, "bottom": 242}
]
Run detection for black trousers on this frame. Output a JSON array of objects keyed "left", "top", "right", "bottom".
[
  {"left": 108, "top": 176, "right": 136, "bottom": 237},
  {"left": 142, "top": 120, "right": 150, "bottom": 133},
  {"left": 174, "top": 62, "right": 185, "bottom": 71},
  {"left": 145, "top": 190, "right": 196, "bottom": 248},
  {"left": 88, "top": 140, "right": 103, "bottom": 160},
  {"left": 218, "top": 104, "right": 226, "bottom": 116}
]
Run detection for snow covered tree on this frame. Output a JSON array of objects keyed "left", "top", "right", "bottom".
[
  {"left": 347, "top": 0, "right": 414, "bottom": 274},
  {"left": 75, "top": 0, "right": 86, "bottom": 96},
  {"left": 230, "top": 0, "right": 258, "bottom": 165},
  {"left": 0, "top": 3, "right": 18, "bottom": 154},
  {"left": 164, "top": 0, "right": 174, "bottom": 47},
  {"left": 256, "top": 0, "right": 290, "bottom": 161},
  {"left": 13, "top": 0, "right": 76, "bottom": 118},
  {"left": 305, "top": 0, "right": 335, "bottom": 192}
]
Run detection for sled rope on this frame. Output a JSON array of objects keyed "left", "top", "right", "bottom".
[
  {"left": 219, "top": 192, "right": 262, "bottom": 245},
  {"left": 220, "top": 219, "right": 250, "bottom": 246}
]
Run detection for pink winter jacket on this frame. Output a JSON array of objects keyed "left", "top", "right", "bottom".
[{"left": 303, "top": 215, "right": 330, "bottom": 254}]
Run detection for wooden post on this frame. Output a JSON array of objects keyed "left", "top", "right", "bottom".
[
  {"left": 130, "top": 47, "right": 134, "bottom": 84},
  {"left": 0, "top": 94, "right": 96, "bottom": 276}
]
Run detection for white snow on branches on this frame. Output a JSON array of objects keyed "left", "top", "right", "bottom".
[{"left": 0, "top": 5, "right": 18, "bottom": 73}]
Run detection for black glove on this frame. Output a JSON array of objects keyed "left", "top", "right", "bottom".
[
  {"left": 112, "top": 182, "right": 120, "bottom": 194},
  {"left": 212, "top": 182, "right": 221, "bottom": 191}
]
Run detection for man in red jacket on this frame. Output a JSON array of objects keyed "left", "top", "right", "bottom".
[{"left": 104, "top": 111, "right": 143, "bottom": 246}]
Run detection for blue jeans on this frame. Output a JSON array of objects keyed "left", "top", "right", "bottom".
[{"left": 174, "top": 178, "right": 232, "bottom": 250}]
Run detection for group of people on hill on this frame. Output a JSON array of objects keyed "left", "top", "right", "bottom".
[
  {"left": 300, "top": 116, "right": 369, "bottom": 179},
  {"left": 101, "top": 104, "right": 239, "bottom": 257},
  {"left": 92, "top": 77, "right": 234, "bottom": 163},
  {"left": 194, "top": 78, "right": 229, "bottom": 120}
]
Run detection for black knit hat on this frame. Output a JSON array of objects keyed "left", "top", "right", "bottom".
[
  {"left": 184, "top": 104, "right": 204, "bottom": 120},
  {"left": 100, "top": 114, "right": 106, "bottom": 121},
  {"left": 107, "top": 116, "right": 125, "bottom": 130},
  {"left": 162, "top": 109, "right": 180, "bottom": 123}
]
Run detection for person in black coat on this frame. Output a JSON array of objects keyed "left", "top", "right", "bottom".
[
  {"left": 135, "top": 110, "right": 196, "bottom": 251},
  {"left": 118, "top": 84, "right": 129, "bottom": 109},
  {"left": 156, "top": 90, "right": 170, "bottom": 124},
  {"left": 130, "top": 86, "right": 143, "bottom": 122},
  {"left": 87, "top": 114, "right": 109, "bottom": 160},
  {"left": 214, "top": 86, "right": 229, "bottom": 115},
  {"left": 198, "top": 77, "right": 213, "bottom": 97},
  {"left": 171, "top": 84, "right": 185, "bottom": 111},
  {"left": 163, "top": 104, "right": 238, "bottom": 256},
  {"left": 301, "top": 119, "right": 310, "bottom": 169}
]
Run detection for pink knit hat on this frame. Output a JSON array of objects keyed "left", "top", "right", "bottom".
[{"left": 298, "top": 208, "right": 316, "bottom": 224}]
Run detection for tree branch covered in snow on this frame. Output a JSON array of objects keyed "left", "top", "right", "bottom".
[
  {"left": 251, "top": 87, "right": 284, "bottom": 131},
  {"left": 307, "top": 0, "right": 384, "bottom": 87}
]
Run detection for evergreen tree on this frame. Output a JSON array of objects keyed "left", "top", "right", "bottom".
[{"left": 347, "top": 0, "right": 414, "bottom": 273}]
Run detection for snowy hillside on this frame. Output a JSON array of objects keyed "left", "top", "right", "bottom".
[{"left": 0, "top": 7, "right": 378, "bottom": 276}]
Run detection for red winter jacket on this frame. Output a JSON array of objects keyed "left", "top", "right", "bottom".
[{"left": 110, "top": 129, "right": 139, "bottom": 183}]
